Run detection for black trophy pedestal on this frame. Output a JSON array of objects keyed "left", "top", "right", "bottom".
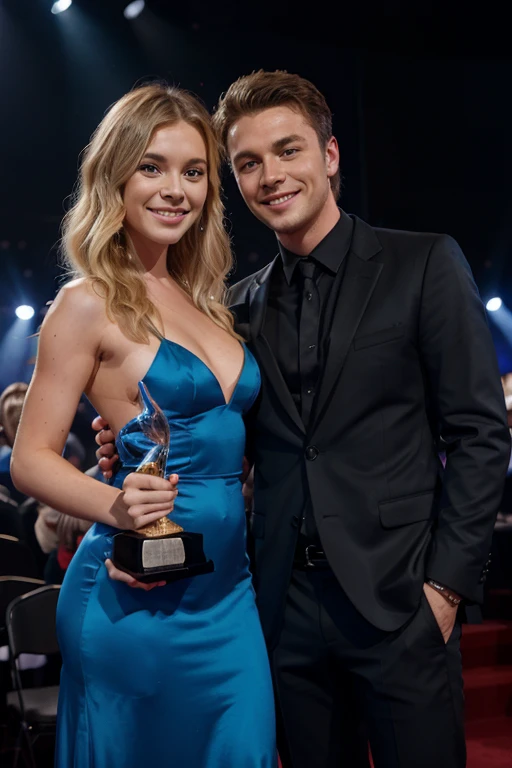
[{"left": 112, "top": 530, "right": 214, "bottom": 584}]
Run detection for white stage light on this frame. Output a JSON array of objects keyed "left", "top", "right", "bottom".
[
  {"left": 15, "top": 305, "right": 35, "bottom": 320},
  {"left": 124, "top": 1, "right": 145, "bottom": 19},
  {"left": 51, "top": 0, "right": 72, "bottom": 14},
  {"left": 486, "top": 297, "right": 503, "bottom": 312}
]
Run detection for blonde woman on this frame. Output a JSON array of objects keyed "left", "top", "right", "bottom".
[{"left": 11, "top": 84, "right": 276, "bottom": 768}]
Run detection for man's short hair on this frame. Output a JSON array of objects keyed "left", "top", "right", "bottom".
[{"left": 212, "top": 70, "right": 340, "bottom": 199}]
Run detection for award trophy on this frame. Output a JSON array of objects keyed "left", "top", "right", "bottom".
[{"left": 112, "top": 382, "right": 214, "bottom": 583}]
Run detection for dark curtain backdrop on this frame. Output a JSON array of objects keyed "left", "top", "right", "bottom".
[{"left": 1, "top": 2, "right": 511, "bottom": 395}]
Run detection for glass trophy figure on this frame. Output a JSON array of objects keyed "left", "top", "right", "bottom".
[{"left": 112, "top": 382, "right": 214, "bottom": 583}]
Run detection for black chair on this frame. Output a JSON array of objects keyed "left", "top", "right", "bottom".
[
  {"left": 0, "top": 576, "right": 45, "bottom": 721},
  {"left": 0, "top": 536, "right": 39, "bottom": 579},
  {"left": 0, "top": 577, "right": 45, "bottom": 647},
  {"left": 6, "top": 585, "right": 61, "bottom": 768},
  {"left": 0, "top": 497, "right": 22, "bottom": 540}
]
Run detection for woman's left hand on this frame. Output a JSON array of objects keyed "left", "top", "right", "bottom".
[{"left": 104, "top": 558, "right": 166, "bottom": 590}]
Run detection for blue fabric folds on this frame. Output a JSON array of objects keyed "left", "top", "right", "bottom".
[{"left": 55, "top": 339, "right": 277, "bottom": 767}]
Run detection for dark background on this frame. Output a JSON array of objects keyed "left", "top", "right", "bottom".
[{"left": 1, "top": 0, "right": 511, "bottom": 398}]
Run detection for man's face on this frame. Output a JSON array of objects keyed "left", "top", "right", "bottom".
[{"left": 227, "top": 106, "right": 339, "bottom": 247}]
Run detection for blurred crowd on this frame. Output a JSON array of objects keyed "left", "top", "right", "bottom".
[
  {"left": 0, "top": 374, "right": 511, "bottom": 586},
  {"left": 0, "top": 382, "right": 104, "bottom": 585}
]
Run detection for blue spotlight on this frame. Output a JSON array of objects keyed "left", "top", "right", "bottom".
[
  {"left": 15, "top": 305, "right": 35, "bottom": 320},
  {"left": 486, "top": 297, "right": 503, "bottom": 312},
  {"left": 51, "top": 0, "right": 72, "bottom": 14},
  {"left": 124, "top": 1, "right": 145, "bottom": 19}
]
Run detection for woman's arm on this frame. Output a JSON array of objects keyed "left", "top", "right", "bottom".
[{"left": 11, "top": 281, "right": 176, "bottom": 530}]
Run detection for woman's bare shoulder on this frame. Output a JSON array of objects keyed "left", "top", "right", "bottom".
[
  {"left": 53, "top": 277, "right": 104, "bottom": 309},
  {"left": 46, "top": 278, "right": 107, "bottom": 328}
]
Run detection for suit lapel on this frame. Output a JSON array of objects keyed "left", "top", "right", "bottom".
[
  {"left": 247, "top": 260, "right": 274, "bottom": 340},
  {"left": 310, "top": 218, "right": 384, "bottom": 433},
  {"left": 249, "top": 258, "right": 306, "bottom": 435}
]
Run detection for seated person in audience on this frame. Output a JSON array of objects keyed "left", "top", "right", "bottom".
[
  {"left": 0, "top": 481, "right": 20, "bottom": 537},
  {"left": 0, "top": 483, "right": 16, "bottom": 505},
  {"left": 498, "top": 373, "right": 512, "bottom": 523},
  {"left": 0, "top": 382, "right": 28, "bottom": 503},
  {"left": 34, "top": 434, "right": 94, "bottom": 583}
]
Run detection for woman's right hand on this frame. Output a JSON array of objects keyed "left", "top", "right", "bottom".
[
  {"left": 116, "top": 471, "right": 179, "bottom": 531},
  {"left": 105, "top": 471, "right": 179, "bottom": 590}
]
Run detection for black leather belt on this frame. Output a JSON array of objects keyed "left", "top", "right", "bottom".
[{"left": 293, "top": 543, "right": 331, "bottom": 570}]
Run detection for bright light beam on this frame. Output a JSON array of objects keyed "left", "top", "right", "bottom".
[
  {"left": 51, "top": 0, "right": 72, "bottom": 15},
  {"left": 15, "top": 305, "right": 35, "bottom": 320},
  {"left": 0, "top": 317, "right": 37, "bottom": 390},
  {"left": 124, "top": 1, "right": 145, "bottom": 19},
  {"left": 486, "top": 301, "right": 512, "bottom": 351},
  {"left": 486, "top": 297, "right": 503, "bottom": 312}
]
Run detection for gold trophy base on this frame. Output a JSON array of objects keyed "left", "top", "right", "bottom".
[
  {"left": 112, "top": 527, "right": 215, "bottom": 584},
  {"left": 138, "top": 517, "right": 184, "bottom": 537}
]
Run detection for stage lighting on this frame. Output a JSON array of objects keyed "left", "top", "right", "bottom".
[
  {"left": 51, "top": 0, "right": 72, "bottom": 14},
  {"left": 15, "top": 305, "right": 35, "bottom": 320},
  {"left": 124, "top": 1, "right": 145, "bottom": 19},
  {"left": 486, "top": 297, "right": 503, "bottom": 312}
]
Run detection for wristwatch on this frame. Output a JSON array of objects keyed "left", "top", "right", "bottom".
[{"left": 426, "top": 579, "right": 462, "bottom": 607}]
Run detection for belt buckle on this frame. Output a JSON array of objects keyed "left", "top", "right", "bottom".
[{"left": 305, "top": 544, "right": 319, "bottom": 569}]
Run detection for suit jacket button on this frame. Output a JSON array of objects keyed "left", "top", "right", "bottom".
[{"left": 305, "top": 446, "right": 319, "bottom": 461}]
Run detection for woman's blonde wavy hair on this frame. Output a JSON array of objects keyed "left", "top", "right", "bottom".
[{"left": 61, "top": 82, "right": 240, "bottom": 343}]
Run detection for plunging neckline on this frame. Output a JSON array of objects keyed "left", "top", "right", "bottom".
[
  {"left": 114, "top": 338, "right": 247, "bottom": 441},
  {"left": 156, "top": 337, "right": 246, "bottom": 408}
]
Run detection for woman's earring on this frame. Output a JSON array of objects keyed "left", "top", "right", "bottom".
[{"left": 199, "top": 217, "right": 204, "bottom": 232}]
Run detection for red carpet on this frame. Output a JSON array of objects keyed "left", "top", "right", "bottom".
[
  {"left": 462, "top": 620, "right": 512, "bottom": 767},
  {"left": 280, "top": 621, "right": 512, "bottom": 767},
  {"left": 466, "top": 717, "right": 512, "bottom": 767}
]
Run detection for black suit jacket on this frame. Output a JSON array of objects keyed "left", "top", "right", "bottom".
[{"left": 228, "top": 215, "right": 510, "bottom": 648}]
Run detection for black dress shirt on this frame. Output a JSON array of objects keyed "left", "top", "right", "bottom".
[
  {"left": 264, "top": 211, "right": 354, "bottom": 426},
  {"left": 263, "top": 211, "right": 354, "bottom": 544}
]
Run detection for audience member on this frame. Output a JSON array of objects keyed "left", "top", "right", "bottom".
[
  {"left": 498, "top": 373, "right": 512, "bottom": 523},
  {"left": 34, "top": 435, "right": 95, "bottom": 583},
  {"left": 0, "top": 382, "right": 28, "bottom": 502}
]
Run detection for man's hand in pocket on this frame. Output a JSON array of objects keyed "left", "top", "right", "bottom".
[{"left": 423, "top": 582, "right": 458, "bottom": 643}]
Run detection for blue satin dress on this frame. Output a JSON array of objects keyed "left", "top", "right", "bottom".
[{"left": 55, "top": 339, "right": 277, "bottom": 767}]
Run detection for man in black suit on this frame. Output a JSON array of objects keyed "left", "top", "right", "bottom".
[
  {"left": 210, "top": 70, "right": 510, "bottom": 767},
  {"left": 96, "top": 71, "right": 510, "bottom": 767}
]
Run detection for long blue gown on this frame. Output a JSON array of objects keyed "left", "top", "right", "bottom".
[{"left": 55, "top": 339, "right": 277, "bottom": 767}]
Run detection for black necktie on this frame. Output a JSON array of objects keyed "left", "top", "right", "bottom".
[{"left": 297, "top": 259, "right": 320, "bottom": 427}]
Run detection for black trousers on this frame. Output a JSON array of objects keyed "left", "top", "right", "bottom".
[{"left": 272, "top": 569, "right": 465, "bottom": 768}]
